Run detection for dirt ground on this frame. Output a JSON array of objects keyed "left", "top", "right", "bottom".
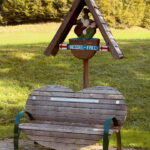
[{"left": 0, "top": 138, "right": 144, "bottom": 150}]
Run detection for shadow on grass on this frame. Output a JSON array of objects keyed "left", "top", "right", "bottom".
[{"left": 0, "top": 38, "right": 150, "bottom": 130}]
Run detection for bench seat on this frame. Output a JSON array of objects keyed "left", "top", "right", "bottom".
[
  {"left": 19, "top": 122, "right": 119, "bottom": 135},
  {"left": 19, "top": 121, "right": 119, "bottom": 150}
]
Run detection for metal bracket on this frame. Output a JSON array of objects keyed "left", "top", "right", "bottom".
[
  {"left": 14, "top": 111, "right": 33, "bottom": 150},
  {"left": 103, "top": 116, "right": 121, "bottom": 150}
]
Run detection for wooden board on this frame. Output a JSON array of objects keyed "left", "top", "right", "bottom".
[
  {"left": 20, "top": 123, "right": 112, "bottom": 135},
  {"left": 85, "top": 0, "right": 124, "bottom": 59},
  {"left": 44, "top": 0, "right": 85, "bottom": 56},
  {"left": 20, "top": 122, "right": 118, "bottom": 150},
  {"left": 21, "top": 129, "right": 101, "bottom": 140},
  {"left": 29, "top": 91, "right": 125, "bottom": 100}
]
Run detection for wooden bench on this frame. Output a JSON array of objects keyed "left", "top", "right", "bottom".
[{"left": 14, "top": 85, "right": 127, "bottom": 150}]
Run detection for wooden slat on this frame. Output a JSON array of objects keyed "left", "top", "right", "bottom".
[
  {"left": 110, "top": 39, "right": 119, "bottom": 47},
  {"left": 44, "top": 0, "right": 85, "bottom": 56},
  {"left": 95, "top": 8, "right": 102, "bottom": 16},
  {"left": 33, "top": 141, "right": 88, "bottom": 150},
  {"left": 89, "top": 0, "right": 99, "bottom": 8},
  {"left": 26, "top": 100, "right": 126, "bottom": 110},
  {"left": 26, "top": 110, "right": 125, "bottom": 122},
  {"left": 115, "top": 47, "right": 124, "bottom": 55},
  {"left": 19, "top": 123, "right": 118, "bottom": 135},
  {"left": 27, "top": 96, "right": 126, "bottom": 105},
  {"left": 98, "top": 16, "right": 106, "bottom": 24},
  {"left": 30, "top": 91, "right": 125, "bottom": 100},
  {"left": 29, "top": 120, "right": 106, "bottom": 128},
  {"left": 26, "top": 111, "right": 125, "bottom": 122},
  {"left": 106, "top": 31, "right": 114, "bottom": 39},
  {"left": 21, "top": 129, "right": 101, "bottom": 140},
  {"left": 33, "top": 88, "right": 122, "bottom": 95},
  {"left": 20, "top": 123, "right": 101, "bottom": 135},
  {"left": 34, "top": 88, "right": 120, "bottom": 94},
  {"left": 85, "top": 0, "right": 124, "bottom": 59},
  {"left": 24, "top": 114, "right": 125, "bottom": 125},
  {"left": 26, "top": 105, "right": 126, "bottom": 116},
  {"left": 102, "top": 24, "right": 110, "bottom": 32},
  {"left": 85, "top": 86, "right": 115, "bottom": 90},
  {"left": 27, "top": 135, "right": 97, "bottom": 145},
  {"left": 79, "top": 89, "right": 121, "bottom": 94}
]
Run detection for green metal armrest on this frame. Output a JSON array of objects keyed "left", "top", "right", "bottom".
[
  {"left": 103, "top": 116, "right": 121, "bottom": 150},
  {"left": 14, "top": 111, "right": 33, "bottom": 150}
]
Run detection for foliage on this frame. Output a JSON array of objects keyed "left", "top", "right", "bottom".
[
  {"left": 0, "top": 13, "right": 3, "bottom": 24},
  {"left": 0, "top": 0, "right": 3, "bottom": 8},
  {"left": 142, "top": 1, "right": 150, "bottom": 29},
  {"left": 96, "top": 0, "right": 146, "bottom": 28},
  {"left": 0, "top": 0, "right": 149, "bottom": 29},
  {"left": 0, "top": 0, "right": 65, "bottom": 25}
]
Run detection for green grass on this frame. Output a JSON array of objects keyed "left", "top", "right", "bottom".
[{"left": 0, "top": 23, "right": 150, "bottom": 149}]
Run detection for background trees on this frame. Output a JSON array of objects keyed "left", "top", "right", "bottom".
[{"left": 0, "top": 0, "right": 149, "bottom": 29}]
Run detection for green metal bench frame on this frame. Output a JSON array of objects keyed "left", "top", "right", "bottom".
[{"left": 14, "top": 111, "right": 33, "bottom": 150}]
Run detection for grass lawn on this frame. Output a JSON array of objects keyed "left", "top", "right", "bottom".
[{"left": 0, "top": 23, "right": 150, "bottom": 149}]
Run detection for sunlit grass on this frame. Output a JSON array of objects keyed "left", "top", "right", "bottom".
[
  {"left": 0, "top": 23, "right": 150, "bottom": 148},
  {"left": 109, "top": 129, "right": 150, "bottom": 149}
]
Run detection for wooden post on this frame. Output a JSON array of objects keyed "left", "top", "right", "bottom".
[
  {"left": 83, "top": 59, "right": 89, "bottom": 89},
  {"left": 116, "top": 130, "right": 122, "bottom": 150}
]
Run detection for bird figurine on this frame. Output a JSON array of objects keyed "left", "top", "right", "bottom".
[{"left": 74, "top": 8, "right": 96, "bottom": 40}]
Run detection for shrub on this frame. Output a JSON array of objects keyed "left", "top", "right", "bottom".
[
  {"left": 96, "top": 0, "right": 145, "bottom": 28},
  {"left": 1, "top": 0, "right": 29, "bottom": 24},
  {"left": 0, "top": 0, "right": 149, "bottom": 29},
  {"left": 142, "top": 2, "right": 150, "bottom": 29},
  {"left": 0, "top": 13, "right": 3, "bottom": 24},
  {"left": 0, "top": 0, "right": 66, "bottom": 25}
]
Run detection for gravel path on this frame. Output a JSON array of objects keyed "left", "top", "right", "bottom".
[{"left": 0, "top": 139, "right": 143, "bottom": 150}]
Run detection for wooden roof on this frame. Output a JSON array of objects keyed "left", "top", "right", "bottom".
[{"left": 44, "top": 0, "right": 124, "bottom": 59}]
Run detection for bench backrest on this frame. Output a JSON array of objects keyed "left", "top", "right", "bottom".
[{"left": 26, "top": 85, "right": 126, "bottom": 126}]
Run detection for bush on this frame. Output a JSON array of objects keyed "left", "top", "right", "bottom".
[
  {"left": 0, "top": 13, "right": 3, "bottom": 24},
  {"left": 0, "top": 0, "right": 149, "bottom": 29},
  {"left": 0, "top": 0, "right": 66, "bottom": 25},
  {"left": 119, "top": 0, "right": 145, "bottom": 27},
  {"left": 96, "top": 0, "right": 145, "bottom": 28},
  {"left": 142, "top": 2, "right": 150, "bottom": 29},
  {"left": 1, "top": 0, "right": 28, "bottom": 24}
]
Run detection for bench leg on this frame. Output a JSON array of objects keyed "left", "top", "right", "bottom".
[
  {"left": 103, "top": 117, "right": 120, "bottom": 150},
  {"left": 14, "top": 111, "right": 33, "bottom": 150},
  {"left": 14, "top": 124, "right": 20, "bottom": 150},
  {"left": 14, "top": 111, "right": 25, "bottom": 150},
  {"left": 116, "top": 130, "right": 122, "bottom": 150}
]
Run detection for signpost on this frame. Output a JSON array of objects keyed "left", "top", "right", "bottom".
[{"left": 44, "top": 0, "right": 124, "bottom": 89}]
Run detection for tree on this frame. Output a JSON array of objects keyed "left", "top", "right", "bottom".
[
  {"left": 96, "top": 0, "right": 145, "bottom": 28},
  {"left": 0, "top": 0, "right": 3, "bottom": 11},
  {"left": 142, "top": 0, "right": 150, "bottom": 29}
]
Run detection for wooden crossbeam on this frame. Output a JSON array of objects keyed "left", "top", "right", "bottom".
[
  {"left": 85, "top": 0, "right": 124, "bottom": 59},
  {"left": 44, "top": 0, "right": 85, "bottom": 56}
]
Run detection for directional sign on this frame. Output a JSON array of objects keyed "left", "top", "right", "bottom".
[
  {"left": 59, "top": 43, "right": 109, "bottom": 51},
  {"left": 68, "top": 45, "right": 99, "bottom": 51}
]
